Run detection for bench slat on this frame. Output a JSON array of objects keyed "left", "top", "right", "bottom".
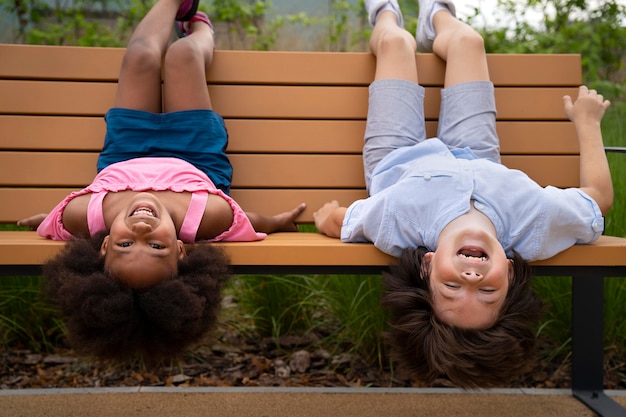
[
  {"left": 0, "top": 80, "right": 577, "bottom": 120},
  {"left": 0, "top": 44, "right": 582, "bottom": 86},
  {"left": 0, "top": 152, "right": 580, "bottom": 188},
  {"left": 0, "top": 116, "right": 579, "bottom": 155},
  {"left": 0, "top": 231, "right": 623, "bottom": 267}
]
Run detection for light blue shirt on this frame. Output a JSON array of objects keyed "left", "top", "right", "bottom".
[{"left": 341, "top": 139, "right": 604, "bottom": 260}]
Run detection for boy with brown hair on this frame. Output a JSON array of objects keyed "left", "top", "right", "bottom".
[{"left": 314, "top": 0, "right": 612, "bottom": 387}]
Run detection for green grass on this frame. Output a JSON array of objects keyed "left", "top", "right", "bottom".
[
  {"left": 230, "top": 274, "right": 388, "bottom": 367},
  {"left": 0, "top": 277, "right": 65, "bottom": 352},
  {"left": 231, "top": 274, "right": 322, "bottom": 340},
  {"left": 315, "top": 275, "right": 388, "bottom": 367},
  {"left": 0, "top": 224, "right": 24, "bottom": 231}
]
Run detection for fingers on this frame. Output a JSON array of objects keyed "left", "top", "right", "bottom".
[
  {"left": 563, "top": 85, "right": 611, "bottom": 122},
  {"left": 287, "top": 203, "right": 306, "bottom": 225},
  {"left": 285, "top": 203, "right": 306, "bottom": 220},
  {"left": 562, "top": 95, "right": 573, "bottom": 112},
  {"left": 313, "top": 200, "right": 339, "bottom": 218},
  {"left": 17, "top": 213, "right": 48, "bottom": 230},
  {"left": 292, "top": 202, "right": 306, "bottom": 216},
  {"left": 577, "top": 85, "right": 611, "bottom": 107}
]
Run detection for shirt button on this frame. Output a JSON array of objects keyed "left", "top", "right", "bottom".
[
  {"left": 475, "top": 203, "right": 485, "bottom": 210},
  {"left": 424, "top": 174, "right": 432, "bottom": 181},
  {"left": 591, "top": 218, "right": 604, "bottom": 232}
]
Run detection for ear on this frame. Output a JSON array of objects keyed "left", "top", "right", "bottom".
[
  {"left": 421, "top": 251, "right": 434, "bottom": 277},
  {"left": 100, "top": 235, "right": 110, "bottom": 257},
  {"left": 177, "top": 240, "right": 187, "bottom": 260}
]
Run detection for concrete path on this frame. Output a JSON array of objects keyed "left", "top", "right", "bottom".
[{"left": 2, "top": 387, "right": 626, "bottom": 417}]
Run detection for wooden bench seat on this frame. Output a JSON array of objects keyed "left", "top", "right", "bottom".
[{"left": 1, "top": 44, "right": 625, "bottom": 416}]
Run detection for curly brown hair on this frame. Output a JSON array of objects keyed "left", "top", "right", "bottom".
[
  {"left": 381, "top": 247, "right": 543, "bottom": 388},
  {"left": 42, "top": 232, "right": 231, "bottom": 361}
]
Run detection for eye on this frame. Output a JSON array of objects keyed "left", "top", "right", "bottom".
[
  {"left": 480, "top": 288, "right": 496, "bottom": 293},
  {"left": 444, "top": 283, "right": 460, "bottom": 289},
  {"left": 150, "top": 243, "right": 165, "bottom": 250},
  {"left": 117, "top": 242, "right": 132, "bottom": 248}
]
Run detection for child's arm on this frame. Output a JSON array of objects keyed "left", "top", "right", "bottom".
[
  {"left": 246, "top": 202, "right": 306, "bottom": 233},
  {"left": 563, "top": 85, "right": 613, "bottom": 215},
  {"left": 18, "top": 194, "right": 90, "bottom": 238},
  {"left": 313, "top": 200, "right": 347, "bottom": 238},
  {"left": 17, "top": 213, "right": 48, "bottom": 230}
]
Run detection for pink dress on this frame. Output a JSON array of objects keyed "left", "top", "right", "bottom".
[{"left": 37, "top": 157, "right": 266, "bottom": 242}]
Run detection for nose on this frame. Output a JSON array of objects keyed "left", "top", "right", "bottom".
[
  {"left": 462, "top": 270, "right": 483, "bottom": 281},
  {"left": 131, "top": 221, "right": 152, "bottom": 234}
]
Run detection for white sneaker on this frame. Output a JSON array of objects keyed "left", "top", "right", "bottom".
[
  {"left": 416, "top": 0, "right": 456, "bottom": 52},
  {"left": 364, "top": 0, "right": 404, "bottom": 28}
]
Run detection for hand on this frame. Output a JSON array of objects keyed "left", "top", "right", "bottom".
[
  {"left": 563, "top": 85, "right": 611, "bottom": 125},
  {"left": 17, "top": 213, "right": 48, "bottom": 230},
  {"left": 271, "top": 202, "right": 307, "bottom": 232},
  {"left": 313, "top": 200, "right": 346, "bottom": 238},
  {"left": 565, "top": 86, "right": 614, "bottom": 215}
]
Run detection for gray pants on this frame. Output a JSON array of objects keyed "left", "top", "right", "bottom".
[{"left": 363, "top": 79, "right": 499, "bottom": 190}]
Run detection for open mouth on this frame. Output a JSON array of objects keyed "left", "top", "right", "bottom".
[
  {"left": 457, "top": 247, "right": 488, "bottom": 263},
  {"left": 130, "top": 206, "right": 157, "bottom": 218}
]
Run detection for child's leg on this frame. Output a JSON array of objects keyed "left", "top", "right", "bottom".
[
  {"left": 362, "top": 5, "right": 427, "bottom": 191},
  {"left": 431, "top": 11, "right": 489, "bottom": 87},
  {"left": 158, "top": 14, "right": 232, "bottom": 193},
  {"left": 420, "top": 2, "right": 500, "bottom": 161},
  {"left": 114, "top": 0, "right": 186, "bottom": 113},
  {"left": 368, "top": 6, "right": 416, "bottom": 83},
  {"left": 162, "top": 15, "right": 215, "bottom": 112}
]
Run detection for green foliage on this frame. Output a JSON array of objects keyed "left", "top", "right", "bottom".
[
  {"left": 325, "top": 0, "right": 357, "bottom": 52},
  {"left": 0, "top": 224, "right": 24, "bottom": 231},
  {"left": 0, "top": 277, "right": 65, "bottom": 351},
  {"left": 210, "top": 0, "right": 311, "bottom": 50},
  {"left": 2, "top": 0, "right": 149, "bottom": 45},
  {"left": 231, "top": 273, "right": 388, "bottom": 367},
  {"left": 231, "top": 274, "right": 321, "bottom": 339},
  {"left": 473, "top": 0, "right": 626, "bottom": 86},
  {"left": 602, "top": 99, "right": 626, "bottom": 238},
  {"left": 532, "top": 276, "right": 572, "bottom": 346},
  {"left": 316, "top": 275, "right": 388, "bottom": 366},
  {"left": 604, "top": 278, "right": 626, "bottom": 355}
]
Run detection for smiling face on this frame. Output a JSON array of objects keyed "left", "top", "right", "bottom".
[
  {"left": 100, "top": 193, "right": 186, "bottom": 289},
  {"left": 426, "top": 213, "right": 513, "bottom": 329}
]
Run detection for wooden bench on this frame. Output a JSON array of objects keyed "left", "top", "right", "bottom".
[{"left": 1, "top": 44, "right": 625, "bottom": 416}]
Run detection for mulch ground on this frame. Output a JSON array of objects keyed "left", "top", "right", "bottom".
[
  {"left": 1, "top": 301, "right": 625, "bottom": 391},
  {"left": 1, "top": 325, "right": 613, "bottom": 391}
]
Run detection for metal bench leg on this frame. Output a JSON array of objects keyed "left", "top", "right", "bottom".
[{"left": 572, "top": 272, "right": 626, "bottom": 416}]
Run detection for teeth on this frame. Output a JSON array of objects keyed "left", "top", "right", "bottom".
[
  {"left": 458, "top": 253, "right": 487, "bottom": 262},
  {"left": 132, "top": 208, "right": 154, "bottom": 217}
]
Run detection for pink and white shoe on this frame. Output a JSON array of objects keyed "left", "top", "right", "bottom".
[
  {"left": 176, "top": 0, "right": 200, "bottom": 21},
  {"left": 175, "top": 12, "right": 214, "bottom": 38}
]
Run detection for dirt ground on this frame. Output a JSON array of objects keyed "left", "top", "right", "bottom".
[{"left": 2, "top": 297, "right": 625, "bottom": 391}]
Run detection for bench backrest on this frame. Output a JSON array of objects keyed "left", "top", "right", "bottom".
[{"left": 0, "top": 44, "right": 582, "bottom": 225}]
